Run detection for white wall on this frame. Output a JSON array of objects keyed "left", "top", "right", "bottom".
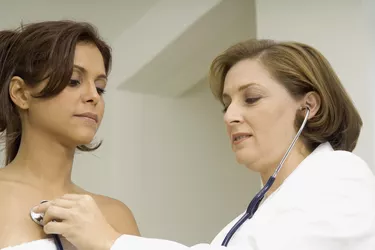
[
  {"left": 1, "top": 0, "right": 373, "bottom": 246},
  {"left": 80, "top": 0, "right": 259, "bottom": 245},
  {"left": 363, "top": 0, "right": 375, "bottom": 162},
  {"left": 256, "top": 0, "right": 375, "bottom": 171},
  {"left": 85, "top": 83, "right": 259, "bottom": 245},
  {"left": 0, "top": 1, "right": 260, "bottom": 246}
]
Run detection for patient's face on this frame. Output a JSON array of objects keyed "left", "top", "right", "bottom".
[
  {"left": 24, "top": 43, "right": 107, "bottom": 147},
  {"left": 222, "top": 59, "right": 302, "bottom": 173}
]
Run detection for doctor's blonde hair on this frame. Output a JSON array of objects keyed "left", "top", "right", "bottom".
[{"left": 209, "top": 39, "right": 362, "bottom": 152}]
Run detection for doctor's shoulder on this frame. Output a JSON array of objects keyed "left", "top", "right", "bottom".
[
  {"left": 305, "top": 148, "right": 375, "bottom": 216},
  {"left": 278, "top": 148, "right": 375, "bottom": 246},
  {"left": 75, "top": 188, "right": 140, "bottom": 236},
  {"left": 307, "top": 148, "right": 375, "bottom": 194},
  {"left": 315, "top": 148, "right": 374, "bottom": 183}
]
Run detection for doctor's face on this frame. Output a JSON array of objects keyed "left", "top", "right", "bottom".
[{"left": 222, "top": 59, "right": 301, "bottom": 173}]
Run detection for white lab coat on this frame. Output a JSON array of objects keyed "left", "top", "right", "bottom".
[{"left": 111, "top": 143, "right": 375, "bottom": 250}]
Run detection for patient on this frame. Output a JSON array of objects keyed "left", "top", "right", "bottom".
[{"left": 0, "top": 20, "right": 140, "bottom": 249}]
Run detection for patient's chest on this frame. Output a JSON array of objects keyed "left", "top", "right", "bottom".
[
  {"left": 0, "top": 179, "right": 52, "bottom": 249},
  {"left": 1, "top": 238, "right": 76, "bottom": 250}
]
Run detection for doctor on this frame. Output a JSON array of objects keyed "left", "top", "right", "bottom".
[{"left": 34, "top": 39, "right": 375, "bottom": 250}]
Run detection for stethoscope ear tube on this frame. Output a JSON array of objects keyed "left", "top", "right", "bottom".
[
  {"left": 246, "top": 176, "right": 276, "bottom": 216},
  {"left": 221, "top": 176, "right": 276, "bottom": 246}
]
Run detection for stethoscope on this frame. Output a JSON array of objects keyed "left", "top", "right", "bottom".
[
  {"left": 221, "top": 106, "right": 310, "bottom": 246},
  {"left": 29, "top": 106, "right": 310, "bottom": 249},
  {"left": 30, "top": 200, "right": 64, "bottom": 250}
]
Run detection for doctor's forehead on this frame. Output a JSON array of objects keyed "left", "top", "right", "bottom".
[{"left": 222, "top": 59, "right": 273, "bottom": 96}]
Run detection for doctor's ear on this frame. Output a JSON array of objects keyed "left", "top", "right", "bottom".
[{"left": 300, "top": 91, "right": 321, "bottom": 119}]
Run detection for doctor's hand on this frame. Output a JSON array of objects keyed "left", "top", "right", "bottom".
[{"left": 33, "top": 194, "right": 121, "bottom": 250}]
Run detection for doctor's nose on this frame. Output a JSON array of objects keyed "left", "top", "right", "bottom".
[{"left": 224, "top": 105, "right": 244, "bottom": 126}]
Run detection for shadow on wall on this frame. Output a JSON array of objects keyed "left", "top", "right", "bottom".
[{"left": 127, "top": 80, "right": 260, "bottom": 245}]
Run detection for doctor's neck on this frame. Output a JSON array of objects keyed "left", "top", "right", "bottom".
[
  {"left": 6, "top": 128, "right": 76, "bottom": 194},
  {"left": 260, "top": 143, "right": 311, "bottom": 197}
]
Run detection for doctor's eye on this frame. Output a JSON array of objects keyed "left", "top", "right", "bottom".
[
  {"left": 222, "top": 102, "right": 231, "bottom": 113},
  {"left": 245, "top": 97, "right": 261, "bottom": 104}
]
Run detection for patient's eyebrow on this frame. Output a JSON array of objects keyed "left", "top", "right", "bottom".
[{"left": 73, "top": 65, "right": 107, "bottom": 80}]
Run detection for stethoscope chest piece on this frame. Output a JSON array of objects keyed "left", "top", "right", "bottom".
[
  {"left": 30, "top": 209, "right": 44, "bottom": 226},
  {"left": 29, "top": 200, "right": 64, "bottom": 249},
  {"left": 30, "top": 200, "right": 48, "bottom": 226}
]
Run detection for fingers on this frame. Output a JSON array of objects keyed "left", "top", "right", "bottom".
[
  {"left": 31, "top": 194, "right": 95, "bottom": 226},
  {"left": 43, "top": 220, "right": 68, "bottom": 235},
  {"left": 33, "top": 198, "right": 76, "bottom": 213},
  {"left": 43, "top": 205, "right": 70, "bottom": 225}
]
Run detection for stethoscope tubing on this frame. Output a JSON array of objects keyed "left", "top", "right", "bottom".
[{"left": 221, "top": 107, "right": 310, "bottom": 246}]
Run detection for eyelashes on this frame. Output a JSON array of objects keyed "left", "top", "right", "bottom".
[
  {"left": 222, "top": 97, "right": 261, "bottom": 113},
  {"left": 69, "top": 79, "right": 80, "bottom": 87},
  {"left": 96, "top": 88, "right": 106, "bottom": 95},
  {"left": 69, "top": 79, "right": 106, "bottom": 95},
  {"left": 245, "top": 97, "right": 261, "bottom": 104}
]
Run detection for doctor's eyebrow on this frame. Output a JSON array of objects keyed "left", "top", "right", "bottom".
[{"left": 222, "top": 82, "right": 259, "bottom": 99}]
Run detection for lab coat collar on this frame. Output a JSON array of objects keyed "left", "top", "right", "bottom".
[
  {"left": 286, "top": 141, "right": 334, "bottom": 179},
  {"left": 263, "top": 141, "right": 334, "bottom": 199},
  {"left": 309, "top": 141, "right": 334, "bottom": 157}
]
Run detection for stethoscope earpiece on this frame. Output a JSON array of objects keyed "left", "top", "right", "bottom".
[{"left": 299, "top": 105, "right": 310, "bottom": 111}]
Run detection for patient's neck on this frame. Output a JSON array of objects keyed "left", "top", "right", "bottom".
[{"left": 7, "top": 128, "right": 76, "bottom": 195}]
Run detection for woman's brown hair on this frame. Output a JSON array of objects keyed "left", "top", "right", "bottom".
[
  {"left": 209, "top": 39, "right": 362, "bottom": 152},
  {"left": 0, "top": 20, "right": 112, "bottom": 165}
]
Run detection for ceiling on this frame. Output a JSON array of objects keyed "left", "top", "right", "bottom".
[
  {"left": 0, "top": 0, "right": 159, "bottom": 42},
  {"left": 114, "top": 0, "right": 257, "bottom": 97},
  {"left": 0, "top": 0, "right": 257, "bottom": 97}
]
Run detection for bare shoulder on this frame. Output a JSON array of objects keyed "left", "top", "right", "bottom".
[
  {"left": 84, "top": 190, "right": 140, "bottom": 236},
  {"left": 0, "top": 170, "right": 48, "bottom": 248}
]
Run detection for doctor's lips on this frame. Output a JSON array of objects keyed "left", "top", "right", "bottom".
[
  {"left": 74, "top": 112, "right": 98, "bottom": 123},
  {"left": 232, "top": 133, "right": 252, "bottom": 144}
]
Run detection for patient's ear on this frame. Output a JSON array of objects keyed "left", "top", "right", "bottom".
[
  {"left": 9, "top": 76, "right": 31, "bottom": 110},
  {"left": 302, "top": 91, "right": 320, "bottom": 119}
]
